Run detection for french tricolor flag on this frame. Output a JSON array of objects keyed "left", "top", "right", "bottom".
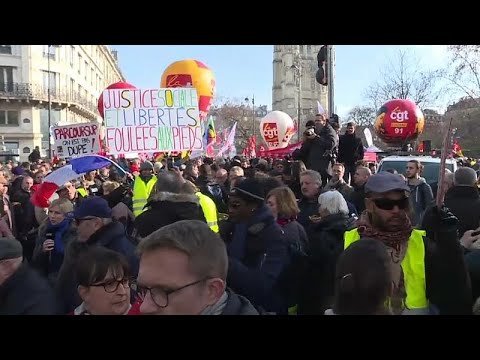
[{"left": 32, "top": 155, "right": 126, "bottom": 208}]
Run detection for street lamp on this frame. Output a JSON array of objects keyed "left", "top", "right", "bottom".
[
  {"left": 47, "top": 45, "right": 60, "bottom": 159},
  {"left": 291, "top": 62, "right": 302, "bottom": 141},
  {"left": 244, "top": 95, "right": 255, "bottom": 139}
]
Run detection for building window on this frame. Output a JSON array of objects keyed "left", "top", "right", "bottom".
[
  {"left": 42, "top": 71, "right": 57, "bottom": 95},
  {"left": 23, "top": 118, "right": 30, "bottom": 123},
  {"left": 91, "top": 68, "right": 94, "bottom": 86},
  {"left": 70, "top": 78, "right": 75, "bottom": 99},
  {"left": 43, "top": 45, "right": 56, "bottom": 60},
  {"left": 23, "top": 147, "right": 30, "bottom": 154},
  {"left": 0, "top": 111, "right": 19, "bottom": 126},
  {"left": 307, "top": 45, "right": 312, "bottom": 54},
  {"left": 0, "top": 45, "right": 12, "bottom": 54},
  {"left": 78, "top": 54, "right": 82, "bottom": 74},
  {"left": 70, "top": 46, "right": 75, "bottom": 67},
  {"left": 84, "top": 61, "right": 88, "bottom": 80},
  {"left": 0, "top": 66, "right": 14, "bottom": 92}
]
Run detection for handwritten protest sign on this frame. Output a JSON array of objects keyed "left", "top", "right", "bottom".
[
  {"left": 53, "top": 123, "right": 100, "bottom": 159},
  {"left": 103, "top": 88, "right": 203, "bottom": 155}
]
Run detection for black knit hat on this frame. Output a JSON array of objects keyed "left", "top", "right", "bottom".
[{"left": 230, "top": 178, "right": 264, "bottom": 202}]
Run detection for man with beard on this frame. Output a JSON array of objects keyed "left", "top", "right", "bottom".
[
  {"left": 343, "top": 171, "right": 471, "bottom": 315},
  {"left": 405, "top": 160, "right": 433, "bottom": 226}
]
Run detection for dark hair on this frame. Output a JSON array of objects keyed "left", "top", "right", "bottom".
[
  {"left": 76, "top": 247, "right": 130, "bottom": 287},
  {"left": 333, "top": 239, "right": 392, "bottom": 315},
  {"left": 305, "top": 120, "right": 315, "bottom": 128},
  {"left": 199, "top": 164, "right": 212, "bottom": 179}
]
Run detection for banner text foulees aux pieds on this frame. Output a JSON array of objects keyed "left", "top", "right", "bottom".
[{"left": 103, "top": 88, "right": 203, "bottom": 154}]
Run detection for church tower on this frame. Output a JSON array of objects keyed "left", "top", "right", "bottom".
[{"left": 272, "top": 45, "right": 329, "bottom": 130}]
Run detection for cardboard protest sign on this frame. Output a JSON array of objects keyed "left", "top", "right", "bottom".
[
  {"left": 53, "top": 123, "right": 100, "bottom": 159},
  {"left": 103, "top": 88, "right": 203, "bottom": 155}
]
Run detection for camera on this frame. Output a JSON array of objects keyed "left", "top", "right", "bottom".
[{"left": 305, "top": 128, "right": 315, "bottom": 137}]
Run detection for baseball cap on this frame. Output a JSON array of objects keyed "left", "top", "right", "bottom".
[
  {"left": 74, "top": 197, "right": 112, "bottom": 219},
  {"left": 365, "top": 171, "right": 410, "bottom": 194}
]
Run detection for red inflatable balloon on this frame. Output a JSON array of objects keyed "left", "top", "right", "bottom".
[
  {"left": 97, "top": 81, "right": 136, "bottom": 118},
  {"left": 373, "top": 99, "right": 425, "bottom": 146}
]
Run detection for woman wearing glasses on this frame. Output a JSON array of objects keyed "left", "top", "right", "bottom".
[{"left": 70, "top": 246, "right": 140, "bottom": 315}]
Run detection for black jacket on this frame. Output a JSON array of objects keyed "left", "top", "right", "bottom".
[
  {"left": 221, "top": 288, "right": 260, "bottom": 315},
  {"left": 134, "top": 192, "right": 206, "bottom": 238},
  {"left": 299, "top": 213, "right": 356, "bottom": 315},
  {"left": 338, "top": 133, "right": 364, "bottom": 166},
  {"left": 293, "top": 123, "right": 338, "bottom": 173},
  {"left": 445, "top": 186, "right": 480, "bottom": 237},
  {"left": 220, "top": 205, "right": 290, "bottom": 314},
  {"left": 0, "top": 264, "right": 60, "bottom": 315}
]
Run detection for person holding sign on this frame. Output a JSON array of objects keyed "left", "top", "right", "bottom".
[{"left": 132, "top": 162, "right": 157, "bottom": 218}]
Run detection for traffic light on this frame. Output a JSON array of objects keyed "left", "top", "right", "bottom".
[{"left": 316, "top": 45, "right": 328, "bottom": 86}]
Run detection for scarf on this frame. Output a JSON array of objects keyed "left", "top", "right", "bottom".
[
  {"left": 277, "top": 216, "right": 296, "bottom": 227},
  {"left": 200, "top": 291, "right": 228, "bottom": 315},
  {"left": 356, "top": 212, "right": 412, "bottom": 252},
  {"left": 356, "top": 212, "right": 413, "bottom": 315},
  {"left": 46, "top": 214, "right": 73, "bottom": 254}
]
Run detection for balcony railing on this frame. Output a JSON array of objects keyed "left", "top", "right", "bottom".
[{"left": 0, "top": 82, "right": 98, "bottom": 116}]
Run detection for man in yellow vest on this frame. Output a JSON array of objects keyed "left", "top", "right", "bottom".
[
  {"left": 344, "top": 171, "right": 472, "bottom": 315},
  {"left": 132, "top": 161, "right": 157, "bottom": 217}
]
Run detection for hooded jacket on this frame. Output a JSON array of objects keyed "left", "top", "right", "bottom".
[
  {"left": 408, "top": 178, "right": 434, "bottom": 226},
  {"left": 134, "top": 192, "right": 206, "bottom": 238}
]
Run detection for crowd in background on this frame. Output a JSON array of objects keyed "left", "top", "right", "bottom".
[{"left": 0, "top": 114, "right": 479, "bottom": 315}]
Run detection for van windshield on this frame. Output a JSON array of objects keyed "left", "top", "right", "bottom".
[{"left": 378, "top": 161, "right": 455, "bottom": 185}]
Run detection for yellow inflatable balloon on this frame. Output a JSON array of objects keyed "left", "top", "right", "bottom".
[{"left": 161, "top": 59, "right": 216, "bottom": 120}]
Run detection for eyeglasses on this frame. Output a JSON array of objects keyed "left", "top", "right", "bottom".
[
  {"left": 90, "top": 278, "right": 131, "bottom": 293},
  {"left": 371, "top": 197, "right": 409, "bottom": 211},
  {"left": 75, "top": 217, "right": 97, "bottom": 225},
  {"left": 131, "top": 278, "right": 210, "bottom": 308}
]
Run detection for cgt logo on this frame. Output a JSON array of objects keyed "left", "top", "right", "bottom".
[
  {"left": 262, "top": 123, "right": 279, "bottom": 141},
  {"left": 390, "top": 106, "right": 409, "bottom": 122}
]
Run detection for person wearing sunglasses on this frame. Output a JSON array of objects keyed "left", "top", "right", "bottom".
[
  {"left": 343, "top": 171, "right": 471, "bottom": 315},
  {"left": 71, "top": 247, "right": 139, "bottom": 315}
]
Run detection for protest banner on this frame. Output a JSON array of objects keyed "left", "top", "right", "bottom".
[
  {"left": 53, "top": 123, "right": 100, "bottom": 159},
  {"left": 103, "top": 88, "right": 203, "bottom": 155}
]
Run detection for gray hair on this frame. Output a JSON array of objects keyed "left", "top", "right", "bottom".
[
  {"left": 155, "top": 171, "right": 182, "bottom": 194},
  {"left": 300, "top": 170, "right": 323, "bottom": 186},
  {"left": 137, "top": 220, "right": 228, "bottom": 281},
  {"left": 318, "top": 190, "right": 349, "bottom": 215},
  {"left": 454, "top": 167, "right": 477, "bottom": 187}
]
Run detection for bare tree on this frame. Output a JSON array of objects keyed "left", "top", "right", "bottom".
[
  {"left": 363, "top": 49, "right": 441, "bottom": 110},
  {"left": 209, "top": 98, "right": 256, "bottom": 150},
  {"left": 440, "top": 45, "right": 480, "bottom": 104},
  {"left": 346, "top": 105, "right": 376, "bottom": 127}
]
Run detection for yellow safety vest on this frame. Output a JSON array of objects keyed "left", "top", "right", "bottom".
[
  {"left": 344, "top": 228, "right": 429, "bottom": 314},
  {"left": 195, "top": 192, "right": 219, "bottom": 233},
  {"left": 77, "top": 187, "right": 88, "bottom": 197},
  {"left": 132, "top": 176, "right": 157, "bottom": 217}
]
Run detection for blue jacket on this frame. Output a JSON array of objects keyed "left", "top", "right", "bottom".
[{"left": 222, "top": 204, "right": 290, "bottom": 314}]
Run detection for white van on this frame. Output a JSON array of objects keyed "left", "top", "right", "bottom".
[{"left": 377, "top": 155, "right": 458, "bottom": 185}]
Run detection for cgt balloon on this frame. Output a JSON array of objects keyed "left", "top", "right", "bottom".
[
  {"left": 160, "top": 59, "right": 216, "bottom": 121},
  {"left": 260, "top": 111, "right": 295, "bottom": 150},
  {"left": 373, "top": 99, "right": 425, "bottom": 146},
  {"left": 98, "top": 81, "right": 136, "bottom": 119}
]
